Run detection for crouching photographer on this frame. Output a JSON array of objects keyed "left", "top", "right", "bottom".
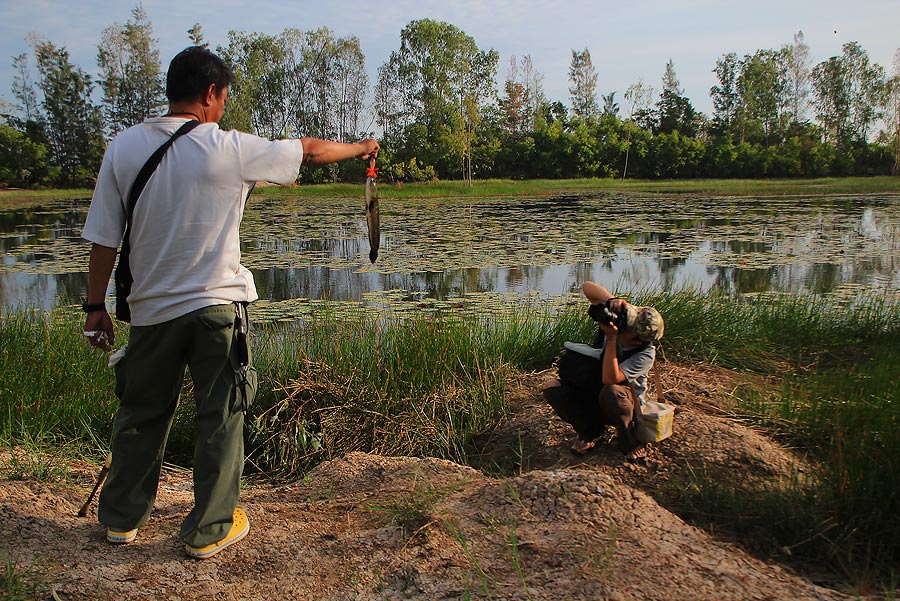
[{"left": 542, "top": 281, "right": 664, "bottom": 461}]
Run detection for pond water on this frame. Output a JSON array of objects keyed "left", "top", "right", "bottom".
[{"left": 1, "top": 191, "right": 898, "bottom": 316}]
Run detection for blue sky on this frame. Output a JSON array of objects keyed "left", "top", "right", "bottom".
[{"left": 2, "top": 0, "right": 898, "bottom": 118}]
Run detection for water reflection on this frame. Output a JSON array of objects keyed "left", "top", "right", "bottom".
[{"left": 1, "top": 192, "right": 898, "bottom": 313}]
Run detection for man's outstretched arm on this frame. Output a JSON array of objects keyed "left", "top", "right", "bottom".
[{"left": 300, "top": 138, "right": 379, "bottom": 167}]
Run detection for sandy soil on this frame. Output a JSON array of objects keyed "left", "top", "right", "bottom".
[{"left": 0, "top": 363, "right": 857, "bottom": 600}]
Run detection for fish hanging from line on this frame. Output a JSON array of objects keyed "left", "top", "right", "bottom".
[{"left": 365, "top": 157, "right": 380, "bottom": 263}]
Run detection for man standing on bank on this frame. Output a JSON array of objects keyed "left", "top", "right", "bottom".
[{"left": 81, "top": 46, "right": 379, "bottom": 559}]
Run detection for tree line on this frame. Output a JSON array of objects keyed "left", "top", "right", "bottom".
[{"left": 1, "top": 8, "right": 898, "bottom": 189}]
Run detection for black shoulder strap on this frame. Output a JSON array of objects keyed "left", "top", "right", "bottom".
[
  {"left": 114, "top": 120, "right": 200, "bottom": 322},
  {"left": 125, "top": 119, "right": 201, "bottom": 225}
]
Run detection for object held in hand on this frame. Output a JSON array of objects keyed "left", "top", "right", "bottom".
[
  {"left": 108, "top": 345, "right": 127, "bottom": 367},
  {"left": 365, "top": 157, "right": 381, "bottom": 263},
  {"left": 84, "top": 330, "right": 108, "bottom": 344}
]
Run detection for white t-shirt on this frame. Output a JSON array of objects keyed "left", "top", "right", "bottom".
[{"left": 82, "top": 117, "right": 303, "bottom": 326}]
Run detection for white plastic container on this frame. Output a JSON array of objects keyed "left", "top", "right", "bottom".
[{"left": 635, "top": 400, "right": 675, "bottom": 443}]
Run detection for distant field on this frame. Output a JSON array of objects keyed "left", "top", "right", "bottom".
[
  {"left": 3, "top": 176, "right": 897, "bottom": 205},
  {"left": 255, "top": 175, "right": 900, "bottom": 199}
]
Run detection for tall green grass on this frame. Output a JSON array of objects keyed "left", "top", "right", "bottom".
[
  {"left": 247, "top": 303, "right": 581, "bottom": 477},
  {"left": 0, "top": 309, "right": 119, "bottom": 449},
  {"left": 643, "top": 289, "right": 900, "bottom": 592}
]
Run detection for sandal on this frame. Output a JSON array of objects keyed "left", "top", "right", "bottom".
[
  {"left": 571, "top": 438, "right": 598, "bottom": 455},
  {"left": 625, "top": 445, "right": 647, "bottom": 464}
]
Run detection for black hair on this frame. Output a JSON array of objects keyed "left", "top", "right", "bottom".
[{"left": 165, "top": 46, "right": 234, "bottom": 103}]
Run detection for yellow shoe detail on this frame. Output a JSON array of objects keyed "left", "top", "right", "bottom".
[
  {"left": 184, "top": 507, "right": 249, "bottom": 559},
  {"left": 106, "top": 528, "right": 138, "bottom": 544}
]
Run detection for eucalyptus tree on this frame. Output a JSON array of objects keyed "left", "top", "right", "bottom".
[
  {"left": 376, "top": 19, "right": 498, "bottom": 179},
  {"left": 373, "top": 61, "right": 404, "bottom": 145},
  {"left": 96, "top": 4, "right": 165, "bottom": 136},
  {"left": 812, "top": 42, "right": 886, "bottom": 146},
  {"left": 710, "top": 52, "right": 740, "bottom": 137},
  {"left": 622, "top": 79, "right": 654, "bottom": 179},
  {"left": 812, "top": 55, "right": 851, "bottom": 145},
  {"left": 331, "top": 36, "right": 368, "bottom": 142},
  {"left": 736, "top": 49, "right": 789, "bottom": 144},
  {"left": 29, "top": 35, "right": 104, "bottom": 186},
  {"left": 218, "top": 28, "right": 364, "bottom": 141},
  {"left": 497, "top": 54, "right": 547, "bottom": 138},
  {"left": 842, "top": 42, "right": 887, "bottom": 143},
  {"left": 217, "top": 30, "right": 290, "bottom": 137},
  {"left": 499, "top": 56, "right": 532, "bottom": 137},
  {"left": 11, "top": 53, "right": 39, "bottom": 121},
  {"left": 889, "top": 50, "right": 900, "bottom": 174},
  {"left": 784, "top": 31, "right": 811, "bottom": 123},
  {"left": 520, "top": 55, "right": 546, "bottom": 130},
  {"left": 568, "top": 48, "right": 599, "bottom": 119}
]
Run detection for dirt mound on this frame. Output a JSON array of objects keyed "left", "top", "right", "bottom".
[{"left": 0, "top": 363, "right": 851, "bottom": 600}]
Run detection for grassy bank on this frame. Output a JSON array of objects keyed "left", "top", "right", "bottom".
[
  {"left": 3, "top": 176, "right": 898, "bottom": 205},
  {"left": 254, "top": 175, "right": 900, "bottom": 199},
  {"left": 651, "top": 290, "right": 900, "bottom": 593},
  {"left": 2, "top": 290, "right": 899, "bottom": 591}
]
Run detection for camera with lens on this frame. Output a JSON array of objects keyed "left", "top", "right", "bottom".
[{"left": 588, "top": 301, "right": 628, "bottom": 329}]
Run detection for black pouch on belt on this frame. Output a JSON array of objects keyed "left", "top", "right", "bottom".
[{"left": 232, "top": 302, "right": 258, "bottom": 413}]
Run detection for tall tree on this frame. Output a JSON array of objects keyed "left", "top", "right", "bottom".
[
  {"left": 568, "top": 48, "right": 599, "bottom": 119},
  {"left": 656, "top": 60, "right": 697, "bottom": 136},
  {"left": 889, "top": 49, "right": 900, "bottom": 174},
  {"left": 710, "top": 52, "right": 740, "bottom": 136},
  {"left": 662, "top": 59, "right": 682, "bottom": 96},
  {"left": 373, "top": 60, "right": 404, "bottom": 144},
  {"left": 842, "top": 41, "right": 886, "bottom": 143},
  {"left": 376, "top": 19, "right": 498, "bottom": 178},
  {"left": 601, "top": 91, "right": 619, "bottom": 116},
  {"left": 622, "top": 79, "right": 654, "bottom": 178},
  {"left": 520, "top": 55, "right": 546, "bottom": 129},
  {"left": 737, "top": 49, "right": 789, "bottom": 143},
  {"left": 218, "top": 30, "right": 291, "bottom": 137},
  {"left": 29, "top": 35, "right": 104, "bottom": 186},
  {"left": 11, "top": 53, "right": 39, "bottom": 121},
  {"left": 784, "top": 31, "right": 811, "bottom": 123},
  {"left": 812, "top": 55, "right": 851, "bottom": 145},
  {"left": 498, "top": 54, "right": 546, "bottom": 135},
  {"left": 812, "top": 42, "right": 886, "bottom": 145},
  {"left": 331, "top": 36, "right": 368, "bottom": 142},
  {"left": 96, "top": 4, "right": 165, "bottom": 136},
  {"left": 499, "top": 56, "right": 530, "bottom": 137},
  {"left": 219, "top": 27, "right": 367, "bottom": 143}
]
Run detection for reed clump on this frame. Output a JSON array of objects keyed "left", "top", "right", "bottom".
[{"left": 246, "top": 306, "right": 573, "bottom": 478}]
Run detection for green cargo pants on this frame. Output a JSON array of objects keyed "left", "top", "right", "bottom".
[{"left": 98, "top": 303, "right": 257, "bottom": 548}]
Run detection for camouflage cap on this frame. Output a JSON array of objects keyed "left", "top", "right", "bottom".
[{"left": 625, "top": 305, "right": 665, "bottom": 343}]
